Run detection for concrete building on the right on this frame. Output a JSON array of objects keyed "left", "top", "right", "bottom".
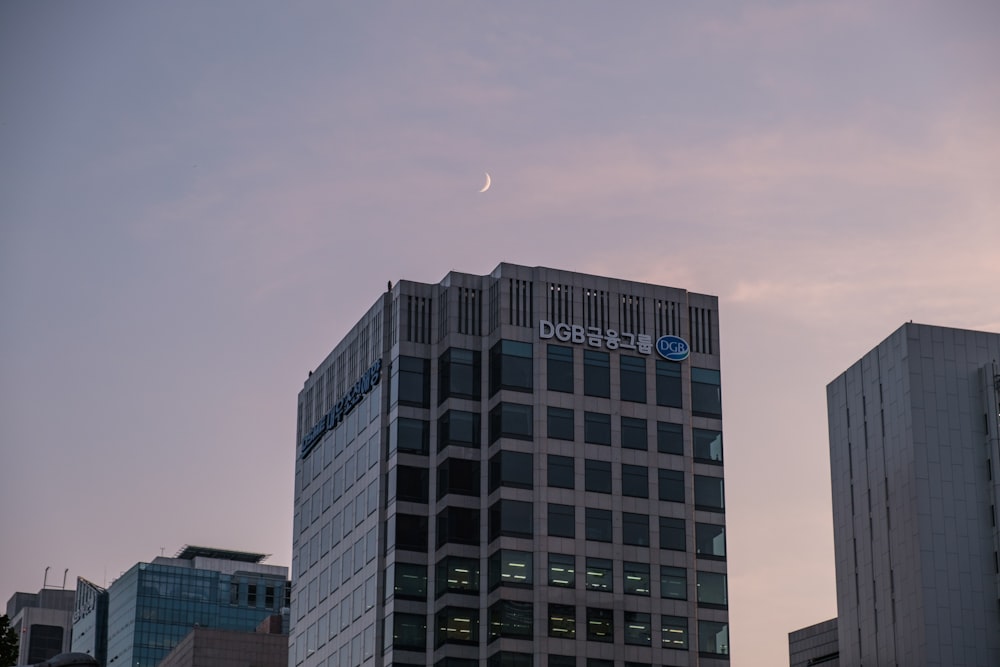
[{"left": 826, "top": 322, "right": 1000, "bottom": 665}]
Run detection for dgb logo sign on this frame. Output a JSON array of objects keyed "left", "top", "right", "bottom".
[{"left": 656, "top": 335, "right": 690, "bottom": 362}]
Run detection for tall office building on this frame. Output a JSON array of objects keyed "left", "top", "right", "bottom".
[
  {"left": 826, "top": 323, "right": 1000, "bottom": 665},
  {"left": 71, "top": 546, "right": 290, "bottom": 667},
  {"left": 5, "top": 586, "right": 76, "bottom": 665},
  {"left": 291, "top": 263, "right": 730, "bottom": 667}
]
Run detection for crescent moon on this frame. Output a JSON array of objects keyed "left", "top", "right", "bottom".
[{"left": 479, "top": 172, "right": 491, "bottom": 193}]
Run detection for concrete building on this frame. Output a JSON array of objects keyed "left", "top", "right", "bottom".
[
  {"left": 825, "top": 323, "right": 1000, "bottom": 665},
  {"left": 291, "top": 263, "right": 729, "bottom": 667},
  {"left": 788, "top": 618, "right": 838, "bottom": 667},
  {"left": 155, "top": 615, "right": 287, "bottom": 667},
  {"left": 5, "top": 587, "right": 75, "bottom": 665},
  {"left": 71, "top": 546, "right": 289, "bottom": 667},
  {"left": 70, "top": 579, "right": 107, "bottom": 667}
]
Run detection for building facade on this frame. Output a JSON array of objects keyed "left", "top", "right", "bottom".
[
  {"left": 155, "top": 615, "right": 288, "bottom": 667},
  {"left": 788, "top": 618, "right": 838, "bottom": 667},
  {"left": 5, "top": 587, "right": 75, "bottom": 665},
  {"left": 70, "top": 578, "right": 108, "bottom": 667},
  {"left": 827, "top": 323, "right": 1000, "bottom": 665},
  {"left": 72, "top": 546, "right": 289, "bottom": 667},
  {"left": 291, "top": 263, "right": 729, "bottom": 667}
]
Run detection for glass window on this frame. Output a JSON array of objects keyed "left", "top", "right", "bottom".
[
  {"left": 547, "top": 345, "right": 574, "bottom": 393},
  {"left": 698, "top": 620, "right": 729, "bottom": 656},
  {"left": 488, "top": 652, "right": 533, "bottom": 667},
  {"left": 547, "top": 406, "right": 575, "bottom": 440},
  {"left": 623, "top": 561, "right": 650, "bottom": 596},
  {"left": 489, "top": 499, "right": 533, "bottom": 540},
  {"left": 437, "top": 458, "right": 480, "bottom": 499},
  {"left": 623, "top": 611, "right": 651, "bottom": 646},
  {"left": 389, "top": 612, "right": 426, "bottom": 650},
  {"left": 391, "top": 417, "right": 429, "bottom": 455},
  {"left": 394, "top": 514, "right": 428, "bottom": 552},
  {"left": 621, "top": 416, "right": 647, "bottom": 450},
  {"left": 488, "top": 550, "right": 533, "bottom": 589},
  {"left": 490, "top": 340, "right": 533, "bottom": 395},
  {"left": 549, "top": 656, "right": 575, "bottom": 667},
  {"left": 655, "top": 361, "right": 682, "bottom": 408},
  {"left": 585, "top": 607, "right": 613, "bottom": 643},
  {"left": 438, "top": 410, "right": 481, "bottom": 450},
  {"left": 622, "top": 512, "right": 649, "bottom": 546},
  {"left": 488, "top": 600, "right": 533, "bottom": 641},
  {"left": 658, "top": 517, "right": 687, "bottom": 553},
  {"left": 697, "top": 571, "right": 728, "bottom": 607},
  {"left": 394, "top": 356, "right": 430, "bottom": 408},
  {"left": 693, "top": 428, "right": 723, "bottom": 464},
  {"left": 489, "top": 403, "right": 533, "bottom": 442},
  {"left": 585, "top": 507, "right": 612, "bottom": 542},
  {"left": 548, "top": 603, "right": 575, "bottom": 638},
  {"left": 393, "top": 465, "right": 428, "bottom": 503},
  {"left": 547, "top": 454, "right": 574, "bottom": 489},
  {"left": 437, "top": 507, "right": 480, "bottom": 547},
  {"left": 584, "top": 557, "right": 612, "bottom": 592},
  {"left": 389, "top": 562, "right": 427, "bottom": 600},
  {"left": 657, "top": 421, "right": 683, "bottom": 455},
  {"left": 439, "top": 348, "right": 481, "bottom": 403},
  {"left": 694, "top": 475, "right": 725, "bottom": 512},
  {"left": 658, "top": 468, "right": 685, "bottom": 503},
  {"left": 696, "top": 523, "right": 727, "bottom": 559},
  {"left": 584, "top": 459, "right": 611, "bottom": 493},
  {"left": 622, "top": 464, "right": 648, "bottom": 498},
  {"left": 691, "top": 367, "right": 722, "bottom": 417},
  {"left": 548, "top": 503, "right": 575, "bottom": 538},
  {"left": 436, "top": 606, "right": 479, "bottom": 646},
  {"left": 661, "top": 615, "right": 688, "bottom": 650},
  {"left": 583, "top": 412, "right": 611, "bottom": 445},
  {"left": 619, "top": 356, "right": 647, "bottom": 403},
  {"left": 583, "top": 350, "right": 610, "bottom": 398},
  {"left": 489, "top": 450, "right": 533, "bottom": 491},
  {"left": 660, "top": 566, "right": 687, "bottom": 600},
  {"left": 436, "top": 556, "right": 479, "bottom": 597},
  {"left": 547, "top": 553, "right": 575, "bottom": 588}
]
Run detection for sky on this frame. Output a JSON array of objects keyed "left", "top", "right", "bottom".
[{"left": 1, "top": 1, "right": 998, "bottom": 664}]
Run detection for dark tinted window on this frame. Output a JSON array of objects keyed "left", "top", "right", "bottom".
[
  {"left": 696, "top": 523, "right": 727, "bottom": 559},
  {"left": 621, "top": 416, "right": 647, "bottom": 450},
  {"left": 547, "top": 407, "right": 575, "bottom": 440},
  {"left": 395, "top": 356, "right": 430, "bottom": 407},
  {"left": 622, "top": 464, "right": 648, "bottom": 498},
  {"left": 489, "top": 499, "right": 533, "bottom": 540},
  {"left": 438, "top": 410, "right": 480, "bottom": 451},
  {"left": 488, "top": 601, "right": 533, "bottom": 640},
  {"left": 436, "top": 556, "right": 479, "bottom": 597},
  {"left": 584, "top": 412, "right": 611, "bottom": 445},
  {"left": 395, "top": 465, "right": 429, "bottom": 503},
  {"left": 489, "top": 451, "right": 533, "bottom": 491},
  {"left": 657, "top": 421, "right": 683, "bottom": 455},
  {"left": 547, "top": 345, "right": 574, "bottom": 392},
  {"left": 655, "top": 360, "right": 682, "bottom": 408},
  {"left": 693, "top": 428, "right": 723, "bottom": 463},
  {"left": 548, "top": 454, "right": 574, "bottom": 489},
  {"left": 490, "top": 340, "right": 533, "bottom": 395},
  {"left": 395, "top": 514, "right": 428, "bottom": 552},
  {"left": 658, "top": 468, "right": 685, "bottom": 503},
  {"left": 691, "top": 368, "right": 722, "bottom": 417},
  {"left": 389, "top": 562, "right": 427, "bottom": 600},
  {"left": 659, "top": 517, "right": 686, "bottom": 551},
  {"left": 622, "top": 512, "right": 649, "bottom": 546},
  {"left": 585, "top": 507, "right": 612, "bottom": 542},
  {"left": 439, "top": 348, "right": 481, "bottom": 403},
  {"left": 437, "top": 507, "right": 480, "bottom": 547},
  {"left": 619, "top": 355, "right": 646, "bottom": 403},
  {"left": 694, "top": 475, "right": 725, "bottom": 512},
  {"left": 437, "top": 458, "right": 480, "bottom": 499},
  {"left": 392, "top": 417, "right": 429, "bottom": 455},
  {"left": 548, "top": 503, "right": 575, "bottom": 538},
  {"left": 584, "top": 459, "right": 611, "bottom": 494},
  {"left": 583, "top": 350, "right": 610, "bottom": 398},
  {"left": 489, "top": 403, "right": 533, "bottom": 442}
]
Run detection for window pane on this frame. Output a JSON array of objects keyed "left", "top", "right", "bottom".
[
  {"left": 395, "top": 356, "right": 430, "bottom": 408},
  {"left": 547, "top": 407, "right": 575, "bottom": 440},
  {"left": 437, "top": 458, "right": 480, "bottom": 499},
  {"left": 697, "top": 571, "right": 728, "bottom": 607},
  {"left": 696, "top": 523, "right": 727, "bottom": 559},
  {"left": 691, "top": 367, "right": 722, "bottom": 417},
  {"left": 488, "top": 550, "right": 533, "bottom": 589},
  {"left": 583, "top": 350, "right": 610, "bottom": 398},
  {"left": 489, "top": 403, "right": 533, "bottom": 442},
  {"left": 658, "top": 468, "right": 685, "bottom": 503},
  {"left": 660, "top": 566, "right": 687, "bottom": 600},
  {"left": 583, "top": 412, "right": 611, "bottom": 445},
  {"left": 490, "top": 340, "right": 533, "bottom": 395},
  {"left": 621, "top": 416, "right": 647, "bottom": 450},
  {"left": 693, "top": 428, "right": 723, "bottom": 463},
  {"left": 623, "top": 611, "right": 651, "bottom": 646},
  {"left": 488, "top": 652, "right": 533, "bottom": 667},
  {"left": 439, "top": 348, "right": 481, "bottom": 403},
  {"left": 437, "top": 507, "right": 480, "bottom": 547},
  {"left": 436, "top": 606, "right": 479, "bottom": 647},
  {"left": 548, "top": 503, "right": 575, "bottom": 538},
  {"left": 659, "top": 517, "right": 686, "bottom": 551},
  {"left": 438, "top": 410, "right": 481, "bottom": 451},
  {"left": 694, "top": 475, "right": 725, "bottom": 511},
  {"left": 547, "top": 455, "right": 574, "bottom": 489},
  {"left": 622, "top": 512, "right": 649, "bottom": 546},
  {"left": 619, "top": 356, "right": 646, "bottom": 403},
  {"left": 489, "top": 499, "right": 533, "bottom": 540},
  {"left": 394, "top": 514, "right": 428, "bottom": 552},
  {"left": 548, "top": 604, "right": 576, "bottom": 638},
  {"left": 436, "top": 556, "right": 479, "bottom": 597},
  {"left": 661, "top": 615, "right": 688, "bottom": 650},
  {"left": 655, "top": 360, "right": 682, "bottom": 408},
  {"left": 489, "top": 450, "right": 533, "bottom": 491},
  {"left": 622, "top": 464, "right": 648, "bottom": 498},
  {"left": 698, "top": 620, "right": 729, "bottom": 655},
  {"left": 547, "top": 345, "right": 574, "bottom": 393},
  {"left": 623, "top": 561, "right": 650, "bottom": 596},
  {"left": 584, "top": 557, "right": 612, "bottom": 592},
  {"left": 584, "top": 459, "right": 611, "bottom": 493},
  {"left": 548, "top": 553, "right": 575, "bottom": 587},
  {"left": 585, "top": 607, "right": 613, "bottom": 642},
  {"left": 488, "top": 600, "right": 533, "bottom": 640},
  {"left": 391, "top": 612, "right": 427, "bottom": 650},
  {"left": 585, "top": 507, "right": 612, "bottom": 542},
  {"left": 395, "top": 418, "right": 429, "bottom": 455},
  {"left": 395, "top": 465, "right": 429, "bottom": 503},
  {"left": 656, "top": 421, "right": 683, "bottom": 455}
]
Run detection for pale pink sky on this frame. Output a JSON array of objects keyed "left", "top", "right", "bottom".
[{"left": 2, "top": 2, "right": 999, "bottom": 664}]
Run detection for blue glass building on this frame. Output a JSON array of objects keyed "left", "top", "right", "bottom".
[{"left": 77, "top": 546, "right": 289, "bottom": 667}]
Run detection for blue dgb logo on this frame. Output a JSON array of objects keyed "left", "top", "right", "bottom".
[{"left": 656, "top": 335, "right": 690, "bottom": 362}]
